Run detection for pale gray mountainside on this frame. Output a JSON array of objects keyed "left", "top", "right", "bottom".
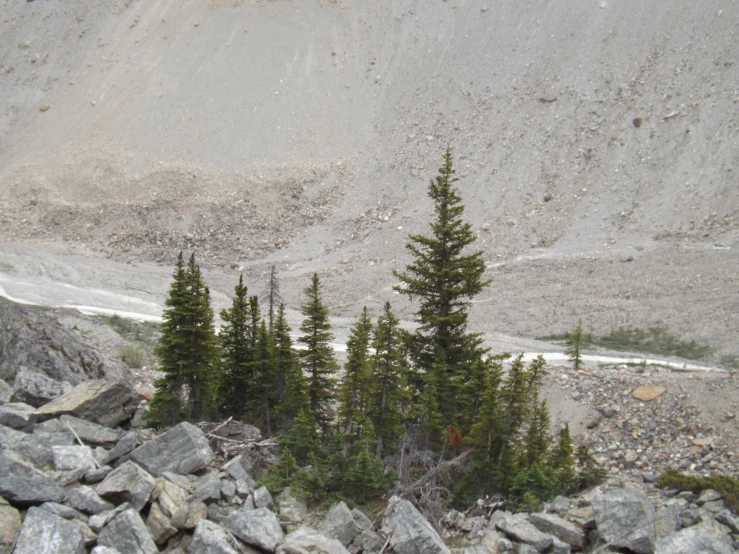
[
  {"left": 0, "top": 0, "right": 736, "bottom": 360},
  {"left": 0, "top": 304, "right": 132, "bottom": 406}
]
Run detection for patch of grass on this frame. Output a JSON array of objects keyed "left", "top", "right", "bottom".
[
  {"left": 100, "top": 314, "right": 160, "bottom": 348},
  {"left": 659, "top": 469, "right": 739, "bottom": 513},
  {"left": 0, "top": 261, "right": 13, "bottom": 273},
  {"left": 539, "top": 326, "right": 712, "bottom": 361},
  {"left": 119, "top": 345, "right": 145, "bottom": 369},
  {"left": 719, "top": 356, "right": 739, "bottom": 371}
]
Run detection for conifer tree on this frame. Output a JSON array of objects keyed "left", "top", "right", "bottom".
[
  {"left": 297, "top": 273, "right": 339, "bottom": 434},
  {"left": 218, "top": 275, "right": 252, "bottom": 418},
  {"left": 338, "top": 307, "right": 373, "bottom": 440},
  {"left": 551, "top": 424, "right": 575, "bottom": 470},
  {"left": 252, "top": 320, "right": 276, "bottom": 434},
  {"left": 565, "top": 320, "right": 584, "bottom": 370},
  {"left": 393, "top": 147, "right": 490, "bottom": 429},
  {"left": 282, "top": 406, "right": 321, "bottom": 465},
  {"left": 272, "top": 304, "right": 304, "bottom": 429},
  {"left": 369, "top": 302, "right": 409, "bottom": 457},
  {"left": 523, "top": 395, "right": 551, "bottom": 468},
  {"left": 149, "top": 252, "right": 218, "bottom": 426},
  {"left": 261, "top": 264, "right": 282, "bottom": 330}
]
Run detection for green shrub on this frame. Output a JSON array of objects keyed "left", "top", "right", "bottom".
[
  {"left": 659, "top": 469, "right": 739, "bottom": 512},
  {"left": 119, "top": 345, "right": 145, "bottom": 368}
]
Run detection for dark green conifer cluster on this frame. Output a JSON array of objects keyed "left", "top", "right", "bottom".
[{"left": 148, "top": 149, "right": 603, "bottom": 508}]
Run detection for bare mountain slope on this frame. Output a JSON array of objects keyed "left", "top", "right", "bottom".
[{"left": 0, "top": 0, "right": 737, "bottom": 358}]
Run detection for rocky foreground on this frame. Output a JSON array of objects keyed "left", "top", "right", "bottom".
[{"left": 2, "top": 304, "right": 739, "bottom": 553}]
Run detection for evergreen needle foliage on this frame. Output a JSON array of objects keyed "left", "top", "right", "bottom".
[{"left": 565, "top": 319, "right": 584, "bottom": 370}]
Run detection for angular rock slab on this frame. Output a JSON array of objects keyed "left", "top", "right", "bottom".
[
  {"left": 529, "top": 512, "right": 584, "bottom": 548},
  {"left": 655, "top": 522, "right": 734, "bottom": 554},
  {"left": 13, "top": 506, "right": 85, "bottom": 554},
  {"left": 0, "top": 402, "right": 37, "bottom": 431},
  {"left": 36, "top": 379, "right": 139, "bottom": 427},
  {"left": 129, "top": 421, "right": 214, "bottom": 476},
  {"left": 35, "top": 414, "right": 123, "bottom": 446},
  {"left": 96, "top": 460, "right": 156, "bottom": 511},
  {"left": 318, "top": 501, "right": 360, "bottom": 546},
  {"left": 592, "top": 488, "right": 656, "bottom": 554},
  {"left": 382, "top": 496, "right": 451, "bottom": 554},
  {"left": 191, "top": 519, "right": 245, "bottom": 554},
  {"left": 65, "top": 485, "right": 114, "bottom": 515},
  {"left": 0, "top": 499, "right": 22, "bottom": 554},
  {"left": 0, "top": 379, "right": 10, "bottom": 405},
  {"left": 228, "top": 506, "right": 285, "bottom": 552},
  {"left": 52, "top": 444, "right": 97, "bottom": 472},
  {"left": 10, "top": 366, "right": 71, "bottom": 408},
  {"left": 0, "top": 452, "right": 66, "bottom": 506},
  {"left": 494, "top": 513, "right": 553, "bottom": 552},
  {"left": 282, "top": 526, "right": 351, "bottom": 554},
  {"left": 97, "top": 508, "right": 158, "bottom": 554}
]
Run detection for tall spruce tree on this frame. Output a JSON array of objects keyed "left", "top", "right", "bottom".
[
  {"left": 149, "top": 252, "right": 218, "bottom": 426},
  {"left": 252, "top": 320, "right": 276, "bottom": 434},
  {"left": 273, "top": 304, "right": 308, "bottom": 429},
  {"left": 338, "top": 307, "right": 373, "bottom": 440},
  {"left": 369, "top": 302, "right": 409, "bottom": 457},
  {"left": 297, "top": 273, "right": 339, "bottom": 434},
  {"left": 565, "top": 320, "right": 584, "bottom": 370},
  {"left": 218, "top": 275, "right": 252, "bottom": 418},
  {"left": 393, "top": 147, "right": 490, "bottom": 431}
]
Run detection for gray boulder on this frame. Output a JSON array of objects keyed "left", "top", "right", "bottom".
[
  {"left": 194, "top": 472, "right": 223, "bottom": 503},
  {"left": 0, "top": 452, "right": 66, "bottom": 505},
  {"left": 190, "top": 518, "right": 245, "bottom": 554},
  {"left": 84, "top": 465, "right": 113, "bottom": 484},
  {"left": 129, "top": 421, "right": 214, "bottom": 475},
  {"left": 0, "top": 498, "right": 22, "bottom": 554},
  {"left": 153, "top": 478, "right": 189, "bottom": 525},
  {"left": 13, "top": 506, "right": 85, "bottom": 554},
  {"left": 97, "top": 508, "right": 158, "bottom": 554},
  {"left": 145, "top": 501, "right": 177, "bottom": 545},
  {"left": 228, "top": 506, "right": 285, "bottom": 552},
  {"left": 493, "top": 513, "right": 553, "bottom": 552},
  {"left": 96, "top": 460, "right": 156, "bottom": 511},
  {"left": 592, "top": 488, "right": 656, "bottom": 554},
  {"left": 277, "top": 487, "right": 307, "bottom": 526},
  {"left": 0, "top": 304, "right": 131, "bottom": 386},
  {"left": 65, "top": 485, "right": 114, "bottom": 515},
  {"left": 88, "top": 503, "right": 132, "bottom": 534},
  {"left": 100, "top": 430, "right": 139, "bottom": 464},
  {"left": 319, "top": 501, "right": 360, "bottom": 546},
  {"left": 0, "top": 423, "right": 25, "bottom": 449},
  {"left": 528, "top": 512, "right": 584, "bottom": 548},
  {"left": 282, "top": 526, "right": 351, "bottom": 554},
  {"left": 655, "top": 522, "right": 734, "bottom": 554},
  {"left": 10, "top": 366, "right": 71, "bottom": 407},
  {"left": 90, "top": 548, "right": 123, "bottom": 554},
  {"left": 52, "top": 444, "right": 97, "bottom": 472},
  {"left": 35, "top": 414, "right": 122, "bottom": 446},
  {"left": 0, "top": 379, "right": 10, "bottom": 405},
  {"left": 39, "top": 501, "right": 87, "bottom": 522},
  {"left": 222, "top": 455, "right": 256, "bottom": 486},
  {"left": 253, "top": 484, "right": 274, "bottom": 509},
  {"left": 0, "top": 402, "right": 37, "bottom": 431},
  {"left": 382, "top": 496, "right": 451, "bottom": 554},
  {"left": 36, "top": 379, "right": 139, "bottom": 427}
]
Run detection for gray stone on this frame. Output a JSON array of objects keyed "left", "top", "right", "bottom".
[
  {"left": 39, "top": 502, "right": 86, "bottom": 522},
  {"left": 14, "top": 433, "right": 55, "bottom": 469},
  {"left": 529, "top": 512, "right": 584, "bottom": 548},
  {"left": 513, "top": 545, "right": 538, "bottom": 554},
  {"left": 253, "top": 484, "right": 274, "bottom": 509},
  {"left": 221, "top": 478, "right": 236, "bottom": 500},
  {"left": 162, "top": 470, "right": 195, "bottom": 492},
  {"left": 278, "top": 487, "right": 307, "bottom": 525},
  {"left": 697, "top": 489, "right": 722, "bottom": 504},
  {"left": 0, "top": 379, "right": 10, "bottom": 405},
  {"left": 319, "top": 501, "right": 360, "bottom": 546},
  {"left": 550, "top": 536, "right": 571, "bottom": 554},
  {"left": 88, "top": 503, "right": 132, "bottom": 533},
  {"left": 84, "top": 465, "right": 113, "bottom": 484},
  {"left": 382, "top": 496, "right": 451, "bottom": 554},
  {"left": 145, "top": 501, "right": 177, "bottom": 544},
  {"left": 0, "top": 452, "right": 66, "bottom": 505},
  {"left": 98, "top": 508, "right": 158, "bottom": 554},
  {"left": 0, "top": 499, "right": 22, "bottom": 554},
  {"left": 154, "top": 478, "right": 189, "bottom": 523},
  {"left": 351, "top": 508, "right": 372, "bottom": 530},
  {"left": 592, "top": 488, "right": 656, "bottom": 554},
  {"left": 653, "top": 500, "right": 683, "bottom": 540},
  {"left": 0, "top": 402, "right": 37, "bottom": 431},
  {"left": 701, "top": 499, "right": 725, "bottom": 514},
  {"left": 494, "top": 513, "right": 553, "bottom": 552},
  {"left": 236, "top": 479, "right": 253, "bottom": 497},
  {"left": 129, "top": 421, "right": 214, "bottom": 475},
  {"left": 655, "top": 522, "right": 734, "bottom": 554},
  {"left": 13, "top": 507, "right": 85, "bottom": 554},
  {"left": 222, "top": 454, "right": 256, "bottom": 485},
  {"left": 228, "top": 506, "right": 285, "bottom": 552},
  {"left": 184, "top": 501, "right": 209, "bottom": 530},
  {"left": 351, "top": 529, "right": 386, "bottom": 554},
  {"left": 715, "top": 509, "right": 739, "bottom": 533},
  {"left": 58, "top": 414, "right": 122, "bottom": 445},
  {"left": 91, "top": 548, "right": 123, "bottom": 554},
  {"left": 10, "top": 366, "right": 71, "bottom": 407},
  {"left": 52, "top": 444, "right": 97, "bottom": 471},
  {"left": 190, "top": 518, "right": 245, "bottom": 554},
  {"left": 65, "top": 484, "right": 114, "bottom": 515},
  {"left": 208, "top": 503, "right": 232, "bottom": 525},
  {"left": 100, "top": 430, "right": 139, "bottom": 464},
  {"left": 283, "top": 526, "right": 351, "bottom": 554},
  {"left": 194, "top": 472, "right": 222, "bottom": 503},
  {"left": 96, "top": 460, "right": 156, "bottom": 511},
  {"left": 36, "top": 379, "right": 139, "bottom": 428},
  {"left": 0, "top": 422, "right": 25, "bottom": 449}
]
